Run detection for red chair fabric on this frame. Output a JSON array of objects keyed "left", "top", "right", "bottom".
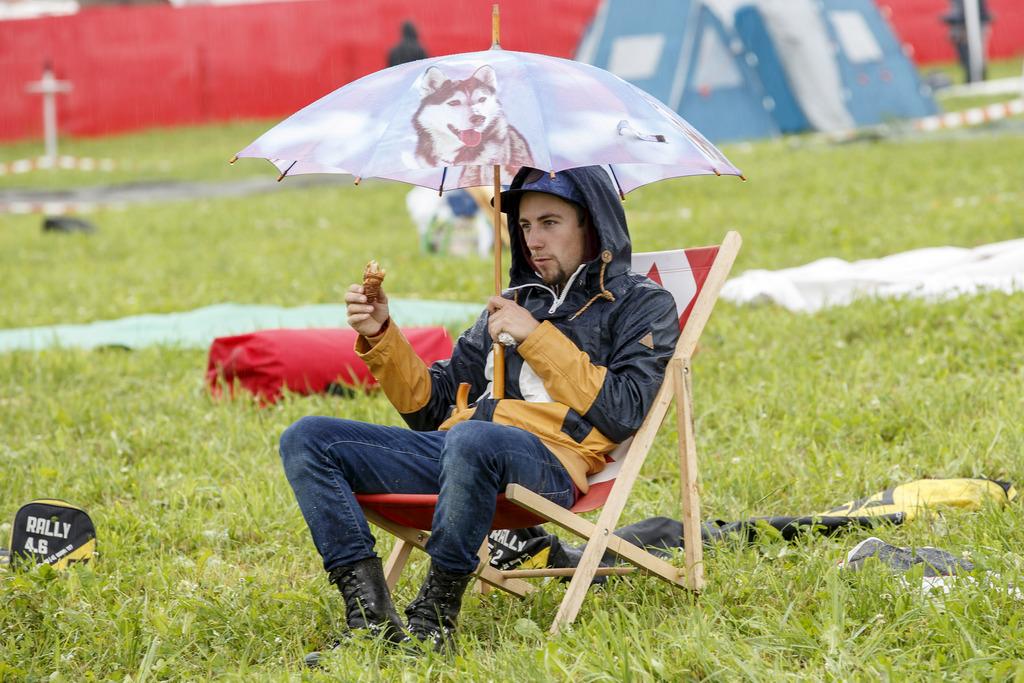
[
  {"left": 357, "top": 483, "right": 613, "bottom": 531},
  {"left": 206, "top": 327, "right": 453, "bottom": 404}
]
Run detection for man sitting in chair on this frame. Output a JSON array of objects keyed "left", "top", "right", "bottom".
[{"left": 280, "top": 165, "right": 681, "bottom": 657}]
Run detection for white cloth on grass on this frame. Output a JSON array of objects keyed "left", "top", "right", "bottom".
[{"left": 721, "top": 238, "right": 1024, "bottom": 312}]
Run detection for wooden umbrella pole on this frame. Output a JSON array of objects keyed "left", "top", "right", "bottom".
[
  {"left": 490, "top": 5, "right": 506, "bottom": 399},
  {"left": 493, "top": 165, "right": 502, "bottom": 294},
  {"left": 492, "top": 162, "right": 506, "bottom": 399},
  {"left": 491, "top": 3, "right": 500, "bottom": 48}
]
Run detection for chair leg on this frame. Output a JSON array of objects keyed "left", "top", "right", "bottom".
[
  {"left": 675, "top": 358, "right": 706, "bottom": 592},
  {"left": 546, "top": 368, "right": 679, "bottom": 634},
  {"left": 383, "top": 538, "right": 414, "bottom": 592},
  {"left": 475, "top": 538, "right": 493, "bottom": 595},
  {"left": 505, "top": 484, "right": 685, "bottom": 584},
  {"left": 362, "top": 509, "right": 535, "bottom": 598}
]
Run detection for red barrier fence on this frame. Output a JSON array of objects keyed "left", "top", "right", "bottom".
[
  {"left": 2, "top": 0, "right": 1021, "bottom": 143},
  {"left": 0, "top": 0, "right": 598, "bottom": 142},
  {"left": 879, "top": 0, "right": 1024, "bottom": 64}
]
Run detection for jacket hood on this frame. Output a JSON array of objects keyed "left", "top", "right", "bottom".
[{"left": 504, "top": 166, "right": 631, "bottom": 292}]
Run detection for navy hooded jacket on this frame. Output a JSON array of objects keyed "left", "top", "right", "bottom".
[{"left": 356, "top": 166, "right": 680, "bottom": 491}]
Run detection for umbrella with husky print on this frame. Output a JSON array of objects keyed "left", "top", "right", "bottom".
[{"left": 232, "top": 6, "right": 743, "bottom": 396}]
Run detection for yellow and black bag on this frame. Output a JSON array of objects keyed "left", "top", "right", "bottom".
[{"left": 4, "top": 499, "right": 96, "bottom": 569}]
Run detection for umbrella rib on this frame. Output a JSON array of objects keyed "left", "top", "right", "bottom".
[
  {"left": 277, "top": 160, "right": 298, "bottom": 182},
  {"left": 607, "top": 165, "right": 626, "bottom": 201}
]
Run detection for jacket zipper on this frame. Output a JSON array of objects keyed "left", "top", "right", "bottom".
[{"left": 505, "top": 263, "right": 588, "bottom": 314}]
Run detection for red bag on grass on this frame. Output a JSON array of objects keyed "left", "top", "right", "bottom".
[{"left": 206, "top": 327, "right": 453, "bottom": 404}]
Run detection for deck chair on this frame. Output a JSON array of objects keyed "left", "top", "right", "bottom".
[{"left": 357, "top": 231, "right": 741, "bottom": 634}]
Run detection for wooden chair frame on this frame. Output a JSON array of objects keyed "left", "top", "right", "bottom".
[{"left": 363, "top": 231, "right": 742, "bottom": 634}]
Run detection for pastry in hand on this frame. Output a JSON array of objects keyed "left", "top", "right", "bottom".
[{"left": 362, "top": 260, "right": 386, "bottom": 303}]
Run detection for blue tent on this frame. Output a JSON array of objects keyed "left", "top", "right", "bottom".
[
  {"left": 576, "top": 0, "right": 779, "bottom": 143},
  {"left": 733, "top": 0, "right": 937, "bottom": 131},
  {"left": 734, "top": 6, "right": 812, "bottom": 134},
  {"left": 577, "top": 0, "right": 937, "bottom": 141},
  {"left": 823, "top": 0, "right": 938, "bottom": 125}
]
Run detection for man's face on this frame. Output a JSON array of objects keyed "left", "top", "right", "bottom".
[{"left": 517, "top": 192, "right": 589, "bottom": 288}]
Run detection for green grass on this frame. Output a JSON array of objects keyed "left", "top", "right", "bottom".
[{"left": 2, "top": 116, "right": 1024, "bottom": 681}]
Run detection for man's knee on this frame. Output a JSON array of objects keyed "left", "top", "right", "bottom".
[
  {"left": 441, "top": 421, "right": 502, "bottom": 471},
  {"left": 279, "top": 415, "right": 332, "bottom": 467}
]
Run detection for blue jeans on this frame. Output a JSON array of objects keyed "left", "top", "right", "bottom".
[{"left": 279, "top": 416, "right": 577, "bottom": 575}]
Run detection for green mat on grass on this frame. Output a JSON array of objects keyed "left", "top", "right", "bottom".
[{"left": 0, "top": 300, "right": 481, "bottom": 352}]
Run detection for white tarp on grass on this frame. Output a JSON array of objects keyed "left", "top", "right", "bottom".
[{"left": 722, "top": 238, "right": 1024, "bottom": 312}]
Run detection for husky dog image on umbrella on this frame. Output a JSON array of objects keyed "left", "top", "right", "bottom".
[{"left": 413, "top": 65, "right": 533, "bottom": 187}]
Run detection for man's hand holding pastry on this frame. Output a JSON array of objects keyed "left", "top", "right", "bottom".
[{"left": 346, "top": 260, "right": 390, "bottom": 338}]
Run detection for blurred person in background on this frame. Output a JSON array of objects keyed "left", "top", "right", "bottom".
[
  {"left": 943, "top": 0, "right": 993, "bottom": 83},
  {"left": 388, "top": 20, "right": 428, "bottom": 67}
]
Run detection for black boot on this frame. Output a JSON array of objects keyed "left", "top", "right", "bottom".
[
  {"left": 304, "top": 557, "right": 407, "bottom": 667},
  {"left": 404, "top": 562, "right": 474, "bottom": 652}
]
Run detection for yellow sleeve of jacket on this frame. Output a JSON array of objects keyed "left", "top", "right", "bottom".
[
  {"left": 517, "top": 320, "right": 607, "bottom": 415},
  {"left": 354, "top": 322, "right": 433, "bottom": 415},
  {"left": 517, "top": 284, "right": 679, "bottom": 445}
]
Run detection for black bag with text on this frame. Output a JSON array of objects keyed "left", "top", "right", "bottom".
[{"left": 5, "top": 499, "right": 96, "bottom": 569}]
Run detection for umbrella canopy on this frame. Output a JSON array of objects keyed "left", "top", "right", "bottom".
[{"left": 234, "top": 48, "right": 743, "bottom": 195}]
